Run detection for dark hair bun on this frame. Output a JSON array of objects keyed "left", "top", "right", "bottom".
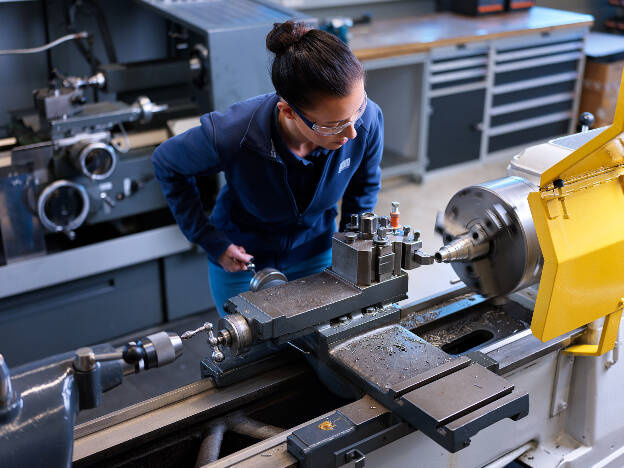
[{"left": 266, "top": 21, "right": 310, "bottom": 55}]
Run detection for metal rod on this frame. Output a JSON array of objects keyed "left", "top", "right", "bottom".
[
  {"left": 0, "top": 354, "right": 13, "bottom": 406},
  {"left": 287, "top": 342, "right": 310, "bottom": 355},
  {"left": 479, "top": 329, "right": 533, "bottom": 355},
  {"left": 0, "top": 32, "right": 89, "bottom": 55},
  {"left": 482, "top": 441, "right": 536, "bottom": 468},
  {"left": 94, "top": 352, "right": 123, "bottom": 362}
]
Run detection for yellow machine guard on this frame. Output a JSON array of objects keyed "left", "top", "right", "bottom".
[{"left": 528, "top": 73, "right": 624, "bottom": 356}]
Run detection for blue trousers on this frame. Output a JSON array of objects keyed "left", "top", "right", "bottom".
[{"left": 208, "top": 249, "right": 332, "bottom": 316}]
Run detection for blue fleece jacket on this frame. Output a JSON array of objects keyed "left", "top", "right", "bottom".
[{"left": 152, "top": 93, "right": 383, "bottom": 268}]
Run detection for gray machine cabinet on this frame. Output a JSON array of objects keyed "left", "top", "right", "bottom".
[
  {"left": 136, "top": 0, "right": 310, "bottom": 112},
  {"left": 163, "top": 249, "right": 214, "bottom": 320},
  {"left": 0, "top": 260, "right": 163, "bottom": 366}
]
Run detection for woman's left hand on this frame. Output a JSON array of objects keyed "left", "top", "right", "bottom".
[{"left": 218, "top": 244, "right": 254, "bottom": 272}]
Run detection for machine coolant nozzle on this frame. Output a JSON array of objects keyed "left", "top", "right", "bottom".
[{"left": 435, "top": 225, "right": 490, "bottom": 263}]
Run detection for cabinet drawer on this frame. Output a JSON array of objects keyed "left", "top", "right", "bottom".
[
  {"left": 490, "top": 99, "right": 574, "bottom": 127},
  {"left": 494, "top": 60, "right": 579, "bottom": 86},
  {"left": 489, "top": 120, "right": 569, "bottom": 153},
  {"left": 493, "top": 80, "right": 576, "bottom": 107},
  {"left": 430, "top": 51, "right": 489, "bottom": 94},
  {"left": 427, "top": 89, "right": 484, "bottom": 170},
  {"left": 430, "top": 42, "right": 488, "bottom": 60}
]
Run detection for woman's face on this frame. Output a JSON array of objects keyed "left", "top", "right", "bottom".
[{"left": 283, "top": 78, "right": 366, "bottom": 150}]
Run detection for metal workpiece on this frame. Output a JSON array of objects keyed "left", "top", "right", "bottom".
[
  {"left": 437, "top": 176, "right": 541, "bottom": 297},
  {"left": 435, "top": 225, "right": 490, "bottom": 263}
]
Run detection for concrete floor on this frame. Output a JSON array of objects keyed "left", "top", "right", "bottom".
[{"left": 377, "top": 157, "right": 509, "bottom": 304}]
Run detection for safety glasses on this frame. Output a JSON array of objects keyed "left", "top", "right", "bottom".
[{"left": 285, "top": 91, "right": 367, "bottom": 136}]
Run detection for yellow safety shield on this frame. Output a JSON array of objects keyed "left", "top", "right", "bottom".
[{"left": 528, "top": 73, "right": 624, "bottom": 356}]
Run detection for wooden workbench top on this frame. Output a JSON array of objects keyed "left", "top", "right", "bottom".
[{"left": 350, "top": 7, "right": 593, "bottom": 61}]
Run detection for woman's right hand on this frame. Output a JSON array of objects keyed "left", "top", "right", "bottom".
[{"left": 218, "top": 244, "right": 254, "bottom": 272}]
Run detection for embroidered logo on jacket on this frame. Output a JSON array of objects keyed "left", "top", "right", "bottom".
[{"left": 338, "top": 158, "right": 351, "bottom": 173}]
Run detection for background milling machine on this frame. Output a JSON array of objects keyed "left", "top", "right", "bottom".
[{"left": 4, "top": 80, "right": 624, "bottom": 467}]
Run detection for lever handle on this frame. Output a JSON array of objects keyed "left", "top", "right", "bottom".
[
  {"left": 181, "top": 322, "right": 212, "bottom": 340},
  {"left": 579, "top": 112, "right": 594, "bottom": 133},
  {"left": 181, "top": 322, "right": 225, "bottom": 362},
  {"left": 207, "top": 326, "right": 225, "bottom": 362}
]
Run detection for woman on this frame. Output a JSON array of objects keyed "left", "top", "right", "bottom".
[{"left": 152, "top": 21, "right": 384, "bottom": 316}]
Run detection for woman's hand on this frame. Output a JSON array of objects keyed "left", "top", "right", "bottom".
[{"left": 218, "top": 244, "right": 254, "bottom": 272}]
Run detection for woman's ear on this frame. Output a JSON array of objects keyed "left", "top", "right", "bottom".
[{"left": 277, "top": 100, "right": 297, "bottom": 120}]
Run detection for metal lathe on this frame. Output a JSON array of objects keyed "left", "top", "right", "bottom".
[{"left": 3, "top": 66, "right": 624, "bottom": 468}]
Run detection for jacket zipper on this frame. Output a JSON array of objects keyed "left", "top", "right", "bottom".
[
  {"left": 270, "top": 139, "right": 299, "bottom": 218},
  {"left": 300, "top": 150, "right": 334, "bottom": 219}
]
